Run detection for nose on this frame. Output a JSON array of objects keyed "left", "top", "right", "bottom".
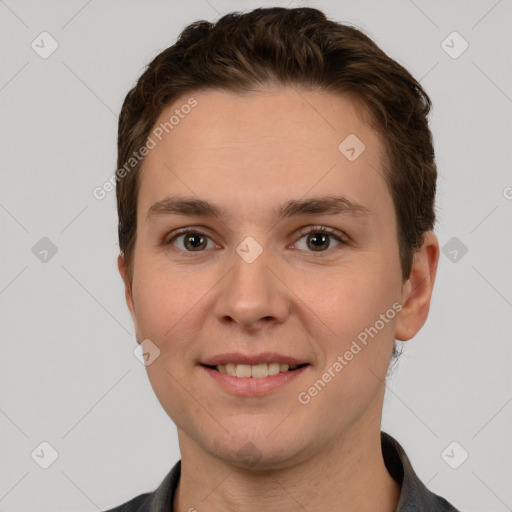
[{"left": 213, "top": 244, "right": 290, "bottom": 331}]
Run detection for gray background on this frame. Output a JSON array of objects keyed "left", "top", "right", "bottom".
[{"left": 1, "top": 0, "right": 511, "bottom": 510}]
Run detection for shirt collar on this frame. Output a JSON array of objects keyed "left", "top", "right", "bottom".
[
  {"left": 145, "top": 431, "right": 457, "bottom": 511},
  {"left": 381, "top": 431, "right": 459, "bottom": 511}
]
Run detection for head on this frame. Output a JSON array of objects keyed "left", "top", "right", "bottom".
[{"left": 116, "top": 7, "right": 439, "bottom": 469}]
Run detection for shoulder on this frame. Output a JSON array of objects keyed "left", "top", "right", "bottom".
[
  {"left": 102, "top": 491, "right": 153, "bottom": 512},
  {"left": 381, "top": 432, "right": 462, "bottom": 511},
  {"left": 102, "top": 460, "right": 181, "bottom": 512}
]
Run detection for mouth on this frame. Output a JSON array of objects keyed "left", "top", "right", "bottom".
[{"left": 201, "top": 362, "right": 310, "bottom": 378}]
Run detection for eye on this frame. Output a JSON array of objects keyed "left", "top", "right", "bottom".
[
  {"left": 165, "top": 228, "right": 218, "bottom": 252},
  {"left": 163, "top": 226, "right": 347, "bottom": 254},
  {"left": 293, "top": 226, "right": 346, "bottom": 253}
]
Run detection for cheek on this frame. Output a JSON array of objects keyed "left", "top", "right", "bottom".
[
  {"left": 300, "top": 267, "right": 399, "bottom": 422},
  {"left": 131, "top": 265, "right": 202, "bottom": 347},
  {"left": 131, "top": 268, "right": 208, "bottom": 420},
  {"left": 306, "top": 259, "right": 400, "bottom": 347}
]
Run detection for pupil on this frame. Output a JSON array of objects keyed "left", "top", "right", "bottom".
[
  {"left": 186, "top": 234, "right": 206, "bottom": 250},
  {"left": 308, "top": 233, "right": 329, "bottom": 251}
]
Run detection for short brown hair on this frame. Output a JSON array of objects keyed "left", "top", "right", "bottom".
[{"left": 116, "top": 6, "right": 436, "bottom": 281}]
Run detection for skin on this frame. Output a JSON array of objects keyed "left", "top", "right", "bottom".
[{"left": 118, "top": 86, "right": 439, "bottom": 511}]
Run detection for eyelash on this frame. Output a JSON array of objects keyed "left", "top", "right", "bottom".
[{"left": 163, "top": 226, "right": 348, "bottom": 256}]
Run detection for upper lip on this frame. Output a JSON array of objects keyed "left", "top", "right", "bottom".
[{"left": 201, "top": 352, "right": 309, "bottom": 366}]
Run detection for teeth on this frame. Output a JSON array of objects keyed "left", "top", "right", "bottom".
[
  {"left": 252, "top": 363, "right": 269, "bottom": 378},
  {"left": 215, "top": 362, "right": 302, "bottom": 378},
  {"left": 267, "top": 363, "right": 280, "bottom": 376}
]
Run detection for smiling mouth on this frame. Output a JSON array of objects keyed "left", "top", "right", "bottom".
[{"left": 202, "top": 363, "right": 309, "bottom": 378}]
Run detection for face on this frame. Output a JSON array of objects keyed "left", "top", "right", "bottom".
[{"left": 119, "top": 86, "right": 438, "bottom": 470}]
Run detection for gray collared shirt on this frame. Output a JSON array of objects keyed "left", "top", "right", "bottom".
[{"left": 104, "top": 432, "right": 461, "bottom": 511}]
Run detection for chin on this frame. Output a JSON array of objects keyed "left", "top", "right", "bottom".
[{"left": 206, "top": 426, "right": 313, "bottom": 471}]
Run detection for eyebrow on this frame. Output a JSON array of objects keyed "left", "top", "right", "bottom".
[{"left": 146, "top": 195, "right": 371, "bottom": 222}]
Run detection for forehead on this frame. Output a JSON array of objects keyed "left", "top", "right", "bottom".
[{"left": 137, "top": 86, "right": 391, "bottom": 223}]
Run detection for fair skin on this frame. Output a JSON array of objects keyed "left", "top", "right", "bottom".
[{"left": 118, "top": 86, "right": 439, "bottom": 512}]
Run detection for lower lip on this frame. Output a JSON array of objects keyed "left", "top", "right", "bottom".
[{"left": 200, "top": 365, "right": 309, "bottom": 396}]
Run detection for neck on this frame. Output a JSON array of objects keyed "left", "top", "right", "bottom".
[{"left": 174, "top": 427, "right": 400, "bottom": 512}]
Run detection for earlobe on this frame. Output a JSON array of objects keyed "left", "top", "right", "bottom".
[
  {"left": 117, "top": 254, "right": 135, "bottom": 319},
  {"left": 395, "top": 232, "right": 440, "bottom": 341}
]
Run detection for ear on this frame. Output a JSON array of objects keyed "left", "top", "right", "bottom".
[
  {"left": 117, "top": 254, "right": 135, "bottom": 320},
  {"left": 395, "top": 231, "right": 440, "bottom": 341}
]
